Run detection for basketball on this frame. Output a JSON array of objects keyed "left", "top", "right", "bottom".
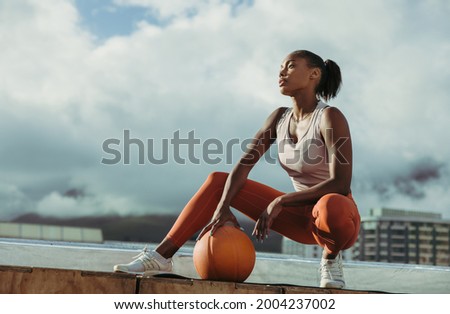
[{"left": 193, "top": 224, "right": 256, "bottom": 282}]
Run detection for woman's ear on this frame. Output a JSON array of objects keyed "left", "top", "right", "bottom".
[{"left": 310, "top": 67, "right": 321, "bottom": 80}]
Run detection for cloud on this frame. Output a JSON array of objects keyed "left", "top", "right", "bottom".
[
  {"left": 35, "top": 189, "right": 142, "bottom": 218},
  {"left": 360, "top": 158, "right": 450, "bottom": 215},
  {"left": 1, "top": 0, "right": 449, "bottom": 220},
  {"left": 0, "top": 183, "right": 33, "bottom": 219},
  {"left": 369, "top": 157, "right": 447, "bottom": 200}
]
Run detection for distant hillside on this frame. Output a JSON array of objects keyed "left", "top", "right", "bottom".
[{"left": 12, "top": 213, "right": 282, "bottom": 253}]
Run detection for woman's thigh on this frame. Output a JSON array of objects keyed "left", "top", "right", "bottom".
[{"left": 230, "top": 177, "right": 317, "bottom": 245}]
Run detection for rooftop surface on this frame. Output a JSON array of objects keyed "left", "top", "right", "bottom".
[{"left": 1, "top": 238, "right": 449, "bottom": 293}]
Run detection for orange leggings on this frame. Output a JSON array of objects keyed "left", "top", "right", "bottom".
[{"left": 165, "top": 172, "right": 360, "bottom": 254}]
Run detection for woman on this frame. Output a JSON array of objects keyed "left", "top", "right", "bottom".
[{"left": 113, "top": 50, "right": 360, "bottom": 289}]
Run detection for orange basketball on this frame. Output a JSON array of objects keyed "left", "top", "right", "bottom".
[{"left": 193, "top": 225, "right": 256, "bottom": 282}]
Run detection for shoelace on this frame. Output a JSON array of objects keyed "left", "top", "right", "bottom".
[
  {"left": 320, "top": 259, "right": 343, "bottom": 280},
  {"left": 132, "top": 246, "right": 165, "bottom": 271},
  {"left": 132, "top": 246, "right": 151, "bottom": 260}
]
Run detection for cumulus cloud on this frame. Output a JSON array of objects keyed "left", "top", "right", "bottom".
[
  {"left": 0, "top": 183, "right": 33, "bottom": 219},
  {"left": 35, "top": 189, "right": 143, "bottom": 218},
  {"left": 0, "top": 0, "right": 449, "bottom": 220}
]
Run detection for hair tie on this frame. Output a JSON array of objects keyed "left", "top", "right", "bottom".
[{"left": 322, "top": 60, "right": 328, "bottom": 75}]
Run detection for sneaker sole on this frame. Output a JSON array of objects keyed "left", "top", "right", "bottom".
[
  {"left": 320, "top": 281, "right": 345, "bottom": 289},
  {"left": 113, "top": 266, "right": 173, "bottom": 276}
]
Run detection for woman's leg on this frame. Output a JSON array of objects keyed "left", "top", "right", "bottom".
[
  {"left": 312, "top": 193, "right": 360, "bottom": 289},
  {"left": 114, "top": 171, "right": 316, "bottom": 274},
  {"left": 156, "top": 171, "right": 230, "bottom": 258},
  {"left": 157, "top": 172, "right": 360, "bottom": 259},
  {"left": 311, "top": 193, "right": 361, "bottom": 256},
  {"left": 157, "top": 171, "right": 317, "bottom": 258}
]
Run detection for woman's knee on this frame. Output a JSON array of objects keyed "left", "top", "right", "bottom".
[
  {"left": 206, "top": 171, "right": 228, "bottom": 181},
  {"left": 312, "top": 193, "right": 359, "bottom": 225},
  {"left": 312, "top": 193, "right": 360, "bottom": 251},
  {"left": 205, "top": 171, "right": 229, "bottom": 188}
]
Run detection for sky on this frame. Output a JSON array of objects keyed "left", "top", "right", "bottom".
[{"left": 1, "top": 0, "right": 449, "bottom": 221}]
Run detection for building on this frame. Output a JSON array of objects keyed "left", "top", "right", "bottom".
[
  {"left": 282, "top": 239, "right": 321, "bottom": 258},
  {"left": 281, "top": 238, "right": 354, "bottom": 260},
  {"left": 0, "top": 222, "right": 103, "bottom": 243},
  {"left": 354, "top": 208, "right": 450, "bottom": 266}
]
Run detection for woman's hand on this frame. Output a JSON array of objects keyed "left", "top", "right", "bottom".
[
  {"left": 196, "top": 204, "right": 241, "bottom": 241},
  {"left": 252, "top": 196, "right": 284, "bottom": 242}
]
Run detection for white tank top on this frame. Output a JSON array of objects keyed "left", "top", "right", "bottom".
[{"left": 276, "top": 101, "right": 330, "bottom": 191}]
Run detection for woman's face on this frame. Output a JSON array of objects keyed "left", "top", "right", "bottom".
[{"left": 278, "top": 55, "right": 316, "bottom": 96}]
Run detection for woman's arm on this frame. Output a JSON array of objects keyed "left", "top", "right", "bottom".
[
  {"left": 252, "top": 106, "right": 353, "bottom": 241},
  {"left": 218, "top": 107, "right": 287, "bottom": 207},
  {"left": 197, "top": 107, "right": 287, "bottom": 237}
]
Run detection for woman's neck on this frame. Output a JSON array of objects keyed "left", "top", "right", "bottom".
[{"left": 290, "top": 93, "right": 319, "bottom": 121}]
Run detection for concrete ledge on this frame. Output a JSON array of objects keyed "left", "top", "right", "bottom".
[
  {"left": 139, "top": 276, "right": 379, "bottom": 294},
  {"left": 0, "top": 266, "right": 136, "bottom": 294},
  {"left": 139, "top": 276, "right": 283, "bottom": 294},
  {"left": 1, "top": 239, "right": 449, "bottom": 293},
  {"left": 0, "top": 265, "right": 380, "bottom": 294},
  {"left": 282, "top": 285, "right": 382, "bottom": 294}
]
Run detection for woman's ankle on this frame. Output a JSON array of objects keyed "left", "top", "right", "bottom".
[
  {"left": 155, "top": 238, "right": 179, "bottom": 259},
  {"left": 322, "top": 249, "right": 338, "bottom": 260}
]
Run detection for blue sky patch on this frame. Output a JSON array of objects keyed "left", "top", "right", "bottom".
[
  {"left": 75, "top": 0, "right": 254, "bottom": 40},
  {"left": 75, "top": 0, "right": 157, "bottom": 40}
]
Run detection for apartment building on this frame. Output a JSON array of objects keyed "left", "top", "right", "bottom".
[
  {"left": 354, "top": 208, "right": 450, "bottom": 266},
  {"left": 281, "top": 239, "right": 355, "bottom": 261}
]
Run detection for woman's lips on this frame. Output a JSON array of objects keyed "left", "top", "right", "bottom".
[{"left": 279, "top": 79, "right": 286, "bottom": 87}]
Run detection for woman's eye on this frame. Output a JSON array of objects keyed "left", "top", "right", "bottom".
[{"left": 288, "top": 64, "right": 294, "bottom": 69}]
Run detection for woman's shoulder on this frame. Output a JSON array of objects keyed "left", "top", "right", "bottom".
[
  {"left": 260, "top": 107, "right": 290, "bottom": 134},
  {"left": 273, "top": 106, "right": 290, "bottom": 115},
  {"left": 274, "top": 106, "right": 291, "bottom": 126},
  {"left": 320, "top": 105, "right": 350, "bottom": 130},
  {"left": 321, "top": 105, "right": 347, "bottom": 120},
  {"left": 265, "top": 106, "right": 290, "bottom": 123}
]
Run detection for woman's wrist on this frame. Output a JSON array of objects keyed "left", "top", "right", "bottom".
[
  {"left": 216, "top": 201, "right": 231, "bottom": 213},
  {"left": 218, "top": 197, "right": 230, "bottom": 206},
  {"left": 277, "top": 194, "right": 288, "bottom": 206}
]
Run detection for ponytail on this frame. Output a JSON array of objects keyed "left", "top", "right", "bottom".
[
  {"left": 318, "top": 59, "right": 342, "bottom": 101},
  {"left": 291, "top": 50, "right": 343, "bottom": 101}
]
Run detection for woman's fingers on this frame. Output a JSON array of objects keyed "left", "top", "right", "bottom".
[
  {"left": 252, "top": 216, "right": 270, "bottom": 243},
  {"left": 210, "top": 219, "right": 223, "bottom": 236},
  {"left": 196, "top": 222, "right": 213, "bottom": 241},
  {"left": 253, "top": 219, "right": 262, "bottom": 241},
  {"left": 260, "top": 218, "right": 267, "bottom": 242},
  {"left": 199, "top": 214, "right": 242, "bottom": 239},
  {"left": 264, "top": 217, "right": 272, "bottom": 238},
  {"left": 210, "top": 217, "right": 240, "bottom": 236},
  {"left": 251, "top": 220, "right": 258, "bottom": 238}
]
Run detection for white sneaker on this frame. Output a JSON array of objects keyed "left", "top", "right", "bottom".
[
  {"left": 113, "top": 247, "right": 173, "bottom": 275},
  {"left": 319, "top": 252, "right": 345, "bottom": 289}
]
